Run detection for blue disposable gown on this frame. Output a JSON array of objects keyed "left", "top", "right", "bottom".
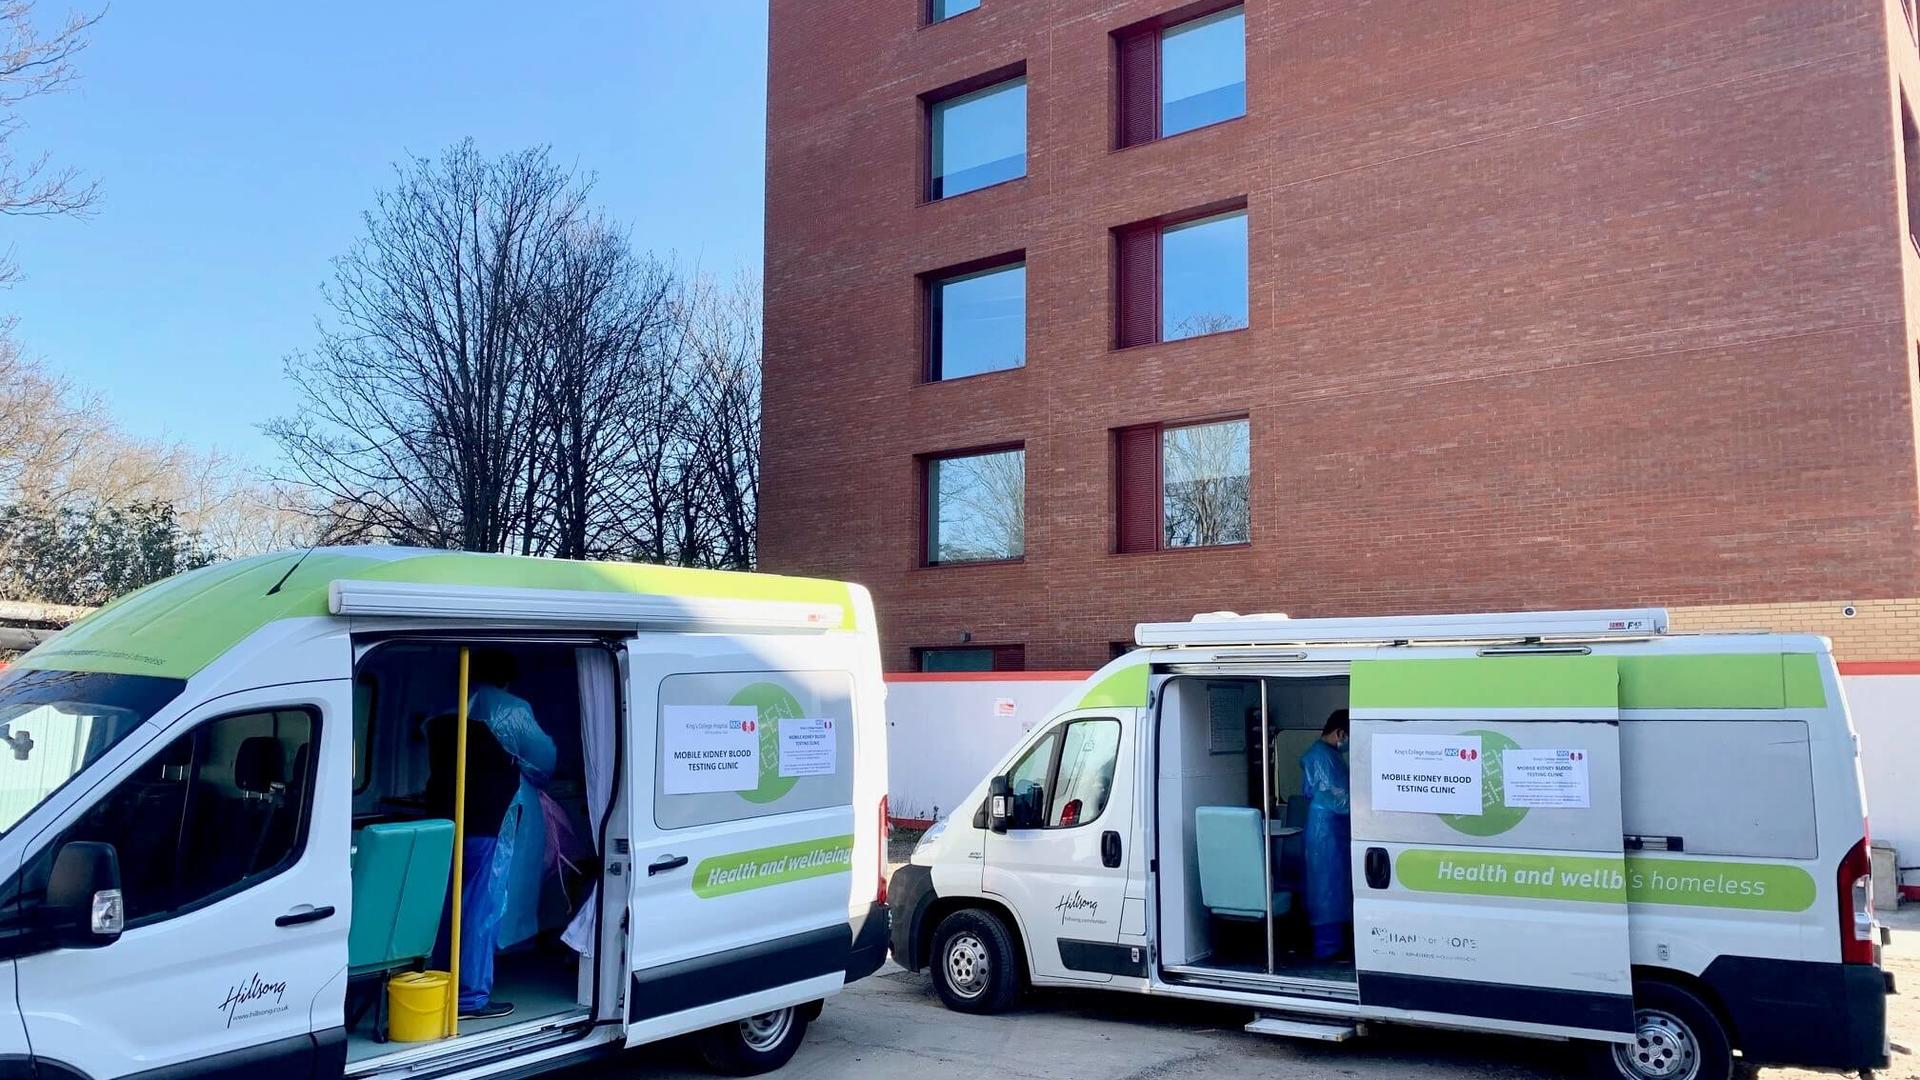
[
  {"left": 1299, "top": 740, "right": 1353, "bottom": 928},
  {"left": 471, "top": 687, "right": 558, "bottom": 958}
]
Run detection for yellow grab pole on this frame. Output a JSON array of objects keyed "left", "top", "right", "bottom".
[{"left": 446, "top": 647, "right": 470, "bottom": 1038}]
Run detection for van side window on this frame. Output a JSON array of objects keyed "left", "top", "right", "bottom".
[
  {"left": 1049, "top": 719, "right": 1120, "bottom": 828},
  {"left": 1005, "top": 717, "right": 1122, "bottom": 830},
  {"left": 1005, "top": 729, "right": 1060, "bottom": 829},
  {"left": 25, "top": 708, "right": 318, "bottom": 928},
  {"left": 654, "top": 670, "right": 856, "bottom": 830}
]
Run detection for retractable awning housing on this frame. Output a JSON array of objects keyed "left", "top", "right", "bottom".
[{"left": 329, "top": 579, "right": 844, "bottom": 635}]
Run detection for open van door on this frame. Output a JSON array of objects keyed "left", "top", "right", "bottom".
[
  {"left": 621, "top": 636, "right": 861, "bottom": 1047},
  {"left": 1348, "top": 655, "right": 1634, "bottom": 1041}
]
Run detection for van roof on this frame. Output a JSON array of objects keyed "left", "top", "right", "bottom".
[{"left": 17, "top": 546, "right": 861, "bottom": 679}]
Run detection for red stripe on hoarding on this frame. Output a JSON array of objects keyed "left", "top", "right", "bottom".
[
  {"left": 1838, "top": 661, "right": 1920, "bottom": 675},
  {"left": 886, "top": 670, "right": 1095, "bottom": 683}
]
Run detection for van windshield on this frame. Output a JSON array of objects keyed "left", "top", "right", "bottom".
[{"left": 0, "top": 667, "right": 186, "bottom": 835}]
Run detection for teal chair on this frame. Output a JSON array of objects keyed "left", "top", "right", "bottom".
[
  {"left": 348, "top": 819, "right": 456, "bottom": 1040},
  {"left": 1195, "top": 806, "right": 1292, "bottom": 921}
]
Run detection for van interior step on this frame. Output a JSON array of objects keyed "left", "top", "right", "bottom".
[{"left": 1244, "top": 1014, "right": 1362, "bottom": 1042}]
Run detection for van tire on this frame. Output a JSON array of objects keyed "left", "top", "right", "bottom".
[
  {"left": 1587, "top": 981, "right": 1733, "bottom": 1080},
  {"left": 694, "top": 1006, "right": 810, "bottom": 1075},
  {"left": 929, "top": 908, "right": 1022, "bottom": 1014}
]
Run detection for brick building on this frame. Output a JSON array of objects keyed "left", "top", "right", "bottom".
[{"left": 760, "top": 0, "right": 1920, "bottom": 672}]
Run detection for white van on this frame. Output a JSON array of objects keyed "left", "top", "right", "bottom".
[
  {"left": 891, "top": 608, "right": 1894, "bottom": 1080},
  {"left": 0, "top": 547, "right": 890, "bottom": 1080}
]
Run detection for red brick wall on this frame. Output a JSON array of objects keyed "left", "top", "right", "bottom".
[{"left": 762, "top": 0, "right": 1920, "bottom": 670}]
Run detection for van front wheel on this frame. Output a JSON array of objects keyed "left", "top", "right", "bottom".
[
  {"left": 1587, "top": 982, "right": 1733, "bottom": 1080},
  {"left": 694, "top": 1006, "right": 810, "bottom": 1075},
  {"left": 930, "top": 909, "right": 1021, "bottom": 1014}
]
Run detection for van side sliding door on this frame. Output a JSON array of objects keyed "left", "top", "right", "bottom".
[
  {"left": 1348, "top": 655, "right": 1634, "bottom": 1041},
  {"left": 622, "top": 635, "right": 862, "bottom": 1046}
]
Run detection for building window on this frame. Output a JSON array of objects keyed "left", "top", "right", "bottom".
[
  {"left": 924, "top": 446, "right": 1026, "bottom": 564},
  {"left": 914, "top": 644, "right": 1026, "bottom": 671},
  {"left": 1116, "top": 5, "right": 1245, "bottom": 149},
  {"left": 1906, "top": 99, "right": 1920, "bottom": 254},
  {"left": 1115, "top": 417, "right": 1250, "bottom": 553},
  {"left": 926, "top": 255, "right": 1025, "bottom": 380},
  {"left": 1114, "top": 205, "right": 1249, "bottom": 348},
  {"left": 929, "top": 0, "right": 981, "bottom": 22},
  {"left": 928, "top": 73, "right": 1027, "bottom": 200}
]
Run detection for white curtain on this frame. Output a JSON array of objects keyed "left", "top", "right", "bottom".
[{"left": 563, "top": 647, "right": 618, "bottom": 956}]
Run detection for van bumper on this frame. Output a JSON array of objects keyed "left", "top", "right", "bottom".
[
  {"left": 888, "top": 864, "right": 936, "bottom": 971},
  {"left": 1701, "top": 956, "right": 1890, "bottom": 1070},
  {"left": 846, "top": 901, "right": 890, "bottom": 984}
]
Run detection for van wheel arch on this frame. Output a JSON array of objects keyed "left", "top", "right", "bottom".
[
  {"left": 1588, "top": 970, "right": 1739, "bottom": 1080},
  {"left": 918, "top": 897, "right": 1029, "bottom": 980},
  {"left": 927, "top": 906, "right": 1026, "bottom": 1014},
  {"left": 1627, "top": 966, "right": 1740, "bottom": 1051}
]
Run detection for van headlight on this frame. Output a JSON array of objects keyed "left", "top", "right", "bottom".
[{"left": 914, "top": 817, "right": 948, "bottom": 856}]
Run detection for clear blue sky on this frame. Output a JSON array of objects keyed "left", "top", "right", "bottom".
[{"left": 5, "top": 2, "right": 769, "bottom": 463}]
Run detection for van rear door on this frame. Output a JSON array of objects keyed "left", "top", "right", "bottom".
[
  {"left": 1348, "top": 655, "right": 1634, "bottom": 1041},
  {"left": 622, "top": 636, "right": 860, "bottom": 1046}
]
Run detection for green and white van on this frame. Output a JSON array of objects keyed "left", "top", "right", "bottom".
[
  {"left": 890, "top": 608, "right": 1893, "bottom": 1079},
  {"left": 0, "top": 547, "right": 891, "bottom": 1080}
]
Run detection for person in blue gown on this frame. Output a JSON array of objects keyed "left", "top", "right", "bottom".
[
  {"left": 429, "top": 649, "right": 557, "bottom": 1020},
  {"left": 1299, "top": 709, "right": 1352, "bottom": 960}
]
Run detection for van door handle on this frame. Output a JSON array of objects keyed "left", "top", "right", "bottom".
[
  {"left": 275, "top": 905, "right": 336, "bottom": 927},
  {"left": 1100, "top": 830, "right": 1122, "bottom": 869},
  {"left": 648, "top": 855, "right": 689, "bottom": 876},
  {"left": 1364, "top": 847, "right": 1391, "bottom": 890}
]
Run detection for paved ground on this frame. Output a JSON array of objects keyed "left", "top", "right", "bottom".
[{"left": 573, "top": 907, "right": 1919, "bottom": 1080}]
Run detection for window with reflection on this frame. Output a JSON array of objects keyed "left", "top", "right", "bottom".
[
  {"left": 1115, "top": 417, "right": 1251, "bottom": 552},
  {"left": 928, "top": 258, "right": 1025, "bottom": 380},
  {"left": 1161, "top": 7, "right": 1246, "bottom": 137},
  {"left": 1116, "top": 5, "right": 1246, "bottom": 148},
  {"left": 924, "top": 447, "right": 1026, "bottom": 564},
  {"left": 1161, "top": 418, "right": 1250, "bottom": 548},
  {"left": 930, "top": 0, "right": 980, "bottom": 22},
  {"left": 1161, "top": 210, "right": 1249, "bottom": 341},
  {"left": 929, "top": 76, "right": 1027, "bottom": 199}
]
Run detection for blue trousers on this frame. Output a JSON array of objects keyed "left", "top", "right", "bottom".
[{"left": 434, "top": 829, "right": 515, "bottom": 1011}]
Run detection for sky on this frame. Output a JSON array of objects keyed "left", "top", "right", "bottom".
[{"left": 4, "top": 1, "right": 769, "bottom": 464}]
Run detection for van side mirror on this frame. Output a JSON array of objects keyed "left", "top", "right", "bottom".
[
  {"left": 987, "top": 776, "right": 1012, "bottom": 834},
  {"left": 46, "top": 842, "right": 123, "bottom": 949}
]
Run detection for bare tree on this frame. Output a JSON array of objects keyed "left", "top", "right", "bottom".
[
  {"left": 269, "top": 142, "right": 768, "bottom": 570},
  {"left": 520, "top": 224, "right": 675, "bottom": 559},
  {"left": 676, "top": 271, "right": 761, "bottom": 569},
  {"left": 269, "top": 141, "right": 589, "bottom": 551},
  {"left": 0, "top": 326, "right": 209, "bottom": 508},
  {"left": 0, "top": 2, "right": 104, "bottom": 284},
  {"left": 0, "top": 2, "right": 99, "bottom": 215}
]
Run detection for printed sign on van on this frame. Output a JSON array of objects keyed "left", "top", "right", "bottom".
[
  {"left": 1502, "top": 748, "right": 1590, "bottom": 808},
  {"left": 778, "top": 717, "right": 837, "bottom": 778},
  {"left": 1371, "top": 733, "right": 1483, "bottom": 815},
  {"left": 663, "top": 705, "right": 761, "bottom": 793}
]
